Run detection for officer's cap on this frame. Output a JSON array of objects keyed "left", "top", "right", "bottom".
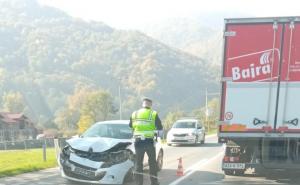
[{"left": 142, "top": 97, "right": 152, "bottom": 103}]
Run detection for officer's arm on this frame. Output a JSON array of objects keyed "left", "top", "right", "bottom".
[
  {"left": 155, "top": 115, "right": 163, "bottom": 130},
  {"left": 155, "top": 115, "right": 164, "bottom": 138}
]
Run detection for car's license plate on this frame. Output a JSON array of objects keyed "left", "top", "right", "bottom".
[
  {"left": 73, "top": 167, "right": 95, "bottom": 177},
  {"left": 222, "top": 163, "right": 245, "bottom": 169}
]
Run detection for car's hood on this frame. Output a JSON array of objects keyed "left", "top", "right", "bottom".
[
  {"left": 67, "top": 137, "right": 132, "bottom": 153},
  {"left": 169, "top": 128, "right": 196, "bottom": 134}
]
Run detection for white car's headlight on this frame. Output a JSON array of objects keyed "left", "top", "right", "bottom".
[
  {"left": 167, "top": 133, "right": 173, "bottom": 138},
  {"left": 62, "top": 144, "right": 74, "bottom": 156},
  {"left": 101, "top": 150, "right": 133, "bottom": 168}
]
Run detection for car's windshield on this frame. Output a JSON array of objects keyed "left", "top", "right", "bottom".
[
  {"left": 82, "top": 123, "right": 132, "bottom": 139},
  {"left": 173, "top": 121, "right": 196, "bottom": 128}
]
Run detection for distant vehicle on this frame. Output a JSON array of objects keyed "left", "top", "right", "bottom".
[
  {"left": 58, "top": 120, "right": 164, "bottom": 185},
  {"left": 219, "top": 17, "right": 300, "bottom": 176},
  {"left": 166, "top": 118, "right": 205, "bottom": 146}
]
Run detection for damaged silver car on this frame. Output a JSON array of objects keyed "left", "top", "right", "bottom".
[{"left": 59, "top": 120, "right": 164, "bottom": 184}]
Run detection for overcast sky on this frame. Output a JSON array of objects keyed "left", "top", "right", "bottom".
[{"left": 39, "top": 0, "right": 300, "bottom": 29}]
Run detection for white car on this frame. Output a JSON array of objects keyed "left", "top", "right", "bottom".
[
  {"left": 59, "top": 120, "right": 164, "bottom": 185},
  {"left": 166, "top": 119, "right": 205, "bottom": 146}
]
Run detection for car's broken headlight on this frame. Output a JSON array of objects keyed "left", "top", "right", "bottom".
[
  {"left": 101, "top": 150, "right": 133, "bottom": 168},
  {"left": 62, "top": 144, "right": 74, "bottom": 157}
]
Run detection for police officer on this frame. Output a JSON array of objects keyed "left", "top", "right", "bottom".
[{"left": 129, "top": 97, "right": 163, "bottom": 185}]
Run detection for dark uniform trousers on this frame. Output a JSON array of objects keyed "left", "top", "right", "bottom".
[{"left": 134, "top": 138, "right": 159, "bottom": 185}]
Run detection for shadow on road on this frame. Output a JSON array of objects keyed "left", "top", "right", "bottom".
[
  {"left": 169, "top": 142, "right": 222, "bottom": 148},
  {"left": 223, "top": 169, "right": 300, "bottom": 185},
  {"left": 156, "top": 169, "right": 225, "bottom": 185},
  {"left": 54, "top": 169, "right": 300, "bottom": 185},
  {"left": 201, "top": 143, "right": 223, "bottom": 148},
  {"left": 263, "top": 170, "right": 300, "bottom": 184}
]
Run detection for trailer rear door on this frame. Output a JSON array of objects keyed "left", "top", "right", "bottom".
[
  {"left": 220, "top": 20, "right": 284, "bottom": 135},
  {"left": 276, "top": 22, "right": 300, "bottom": 132}
]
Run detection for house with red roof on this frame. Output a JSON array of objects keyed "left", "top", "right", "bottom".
[{"left": 0, "top": 112, "right": 37, "bottom": 141}]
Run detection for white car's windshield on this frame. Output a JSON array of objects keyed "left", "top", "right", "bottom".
[
  {"left": 173, "top": 122, "right": 196, "bottom": 128},
  {"left": 82, "top": 123, "right": 132, "bottom": 139}
]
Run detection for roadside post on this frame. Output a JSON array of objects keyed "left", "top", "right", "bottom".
[
  {"left": 54, "top": 138, "right": 60, "bottom": 163},
  {"left": 43, "top": 139, "right": 47, "bottom": 162},
  {"left": 24, "top": 140, "right": 27, "bottom": 150}
]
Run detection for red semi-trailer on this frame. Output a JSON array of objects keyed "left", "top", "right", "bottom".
[{"left": 218, "top": 17, "right": 300, "bottom": 175}]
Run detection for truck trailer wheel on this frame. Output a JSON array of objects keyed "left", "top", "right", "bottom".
[
  {"left": 224, "top": 170, "right": 234, "bottom": 175},
  {"left": 224, "top": 170, "right": 245, "bottom": 176},
  {"left": 234, "top": 170, "right": 245, "bottom": 176}
]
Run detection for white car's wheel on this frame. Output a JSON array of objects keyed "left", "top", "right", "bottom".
[
  {"left": 124, "top": 167, "right": 134, "bottom": 183},
  {"left": 156, "top": 150, "right": 163, "bottom": 171},
  {"left": 194, "top": 136, "right": 199, "bottom": 146},
  {"left": 201, "top": 134, "right": 205, "bottom": 144}
]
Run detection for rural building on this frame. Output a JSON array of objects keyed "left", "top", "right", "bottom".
[{"left": 0, "top": 112, "right": 37, "bottom": 141}]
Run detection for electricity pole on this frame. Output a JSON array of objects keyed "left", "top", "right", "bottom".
[
  {"left": 118, "top": 79, "right": 122, "bottom": 120},
  {"left": 205, "top": 88, "right": 220, "bottom": 133}
]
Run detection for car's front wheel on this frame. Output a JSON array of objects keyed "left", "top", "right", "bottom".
[
  {"left": 194, "top": 136, "right": 199, "bottom": 146},
  {"left": 123, "top": 167, "right": 135, "bottom": 183},
  {"left": 156, "top": 150, "right": 163, "bottom": 171},
  {"left": 201, "top": 134, "right": 205, "bottom": 144}
]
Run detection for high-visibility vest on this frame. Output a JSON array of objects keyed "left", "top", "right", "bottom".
[{"left": 132, "top": 108, "right": 157, "bottom": 139}]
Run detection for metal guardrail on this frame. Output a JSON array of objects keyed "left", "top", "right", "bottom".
[
  {"left": 0, "top": 129, "right": 37, "bottom": 142},
  {"left": 0, "top": 138, "right": 67, "bottom": 150}
]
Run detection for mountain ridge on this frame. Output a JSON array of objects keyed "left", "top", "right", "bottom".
[{"left": 0, "top": 0, "right": 219, "bottom": 126}]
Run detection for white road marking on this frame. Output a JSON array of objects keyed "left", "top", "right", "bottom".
[{"left": 168, "top": 152, "right": 224, "bottom": 185}]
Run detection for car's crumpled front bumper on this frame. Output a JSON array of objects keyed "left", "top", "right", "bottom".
[{"left": 59, "top": 151, "right": 134, "bottom": 184}]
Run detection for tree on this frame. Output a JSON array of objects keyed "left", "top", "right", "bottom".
[
  {"left": 163, "top": 109, "right": 185, "bottom": 131},
  {"left": 2, "top": 91, "right": 26, "bottom": 113},
  {"left": 0, "top": 68, "right": 7, "bottom": 88},
  {"left": 54, "top": 108, "right": 78, "bottom": 131},
  {"left": 77, "top": 114, "right": 94, "bottom": 134},
  {"left": 193, "top": 98, "right": 220, "bottom": 131},
  {"left": 54, "top": 87, "right": 91, "bottom": 134},
  {"left": 54, "top": 86, "right": 89, "bottom": 131},
  {"left": 76, "top": 90, "right": 116, "bottom": 133},
  {"left": 80, "top": 90, "right": 116, "bottom": 122}
]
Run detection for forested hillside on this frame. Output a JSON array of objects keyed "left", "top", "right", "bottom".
[
  {"left": 140, "top": 17, "right": 222, "bottom": 66},
  {"left": 0, "top": 0, "right": 219, "bottom": 132},
  {"left": 140, "top": 14, "right": 248, "bottom": 65}
]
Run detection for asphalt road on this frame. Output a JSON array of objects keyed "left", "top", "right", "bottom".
[{"left": 1, "top": 136, "right": 300, "bottom": 185}]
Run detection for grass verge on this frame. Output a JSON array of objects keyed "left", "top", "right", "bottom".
[
  {"left": 0, "top": 148, "right": 58, "bottom": 178},
  {"left": 206, "top": 128, "right": 217, "bottom": 135}
]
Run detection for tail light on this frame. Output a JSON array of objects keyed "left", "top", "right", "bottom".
[
  {"left": 223, "top": 156, "right": 240, "bottom": 162},
  {"left": 223, "top": 156, "right": 230, "bottom": 162}
]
